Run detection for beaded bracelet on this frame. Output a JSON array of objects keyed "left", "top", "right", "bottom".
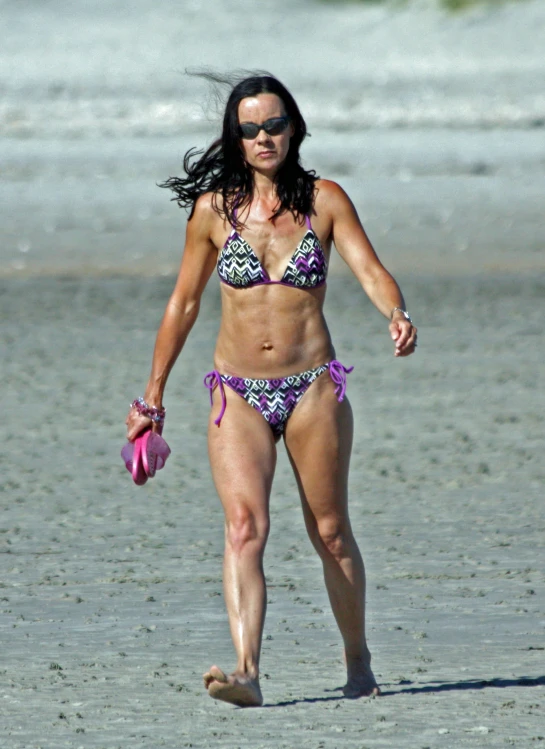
[{"left": 131, "top": 397, "right": 166, "bottom": 424}]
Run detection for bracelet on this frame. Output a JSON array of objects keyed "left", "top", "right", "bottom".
[
  {"left": 131, "top": 397, "right": 166, "bottom": 424},
  {"left": 390, "top": 307, "right": 412, "bottom": 323}
]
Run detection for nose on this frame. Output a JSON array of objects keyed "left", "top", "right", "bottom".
[{"left": 256, "top": 129, "right": 273, "bottom": 145}]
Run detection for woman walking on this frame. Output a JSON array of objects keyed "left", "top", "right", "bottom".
[{"left": 125, "top": 73, "right": 417, "bottom": 707}]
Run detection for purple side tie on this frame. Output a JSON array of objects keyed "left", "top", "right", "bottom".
[
  {"left": 328, "top": 360, "right": 354, "bottom": 402},
  {"left": 204, "top": 370, "right": 227, "bottom": 426}
]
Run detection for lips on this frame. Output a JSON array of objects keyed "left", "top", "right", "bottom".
[{"left": 257, "top": 151, "right": 275, "bottom": 158}]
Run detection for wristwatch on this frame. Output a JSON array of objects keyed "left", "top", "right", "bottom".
[{"left": 390, "top": 307, "right": 412, "bottom": 323}]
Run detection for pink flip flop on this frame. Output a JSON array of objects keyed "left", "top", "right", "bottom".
[
  {"left": 121, "top": 429, "right": 171, "bottom": 485},
  {"left": 140, "top": 430, "right": 171, "bottom": 478},
  {"left": 121, "top": 435, "right": 148, "bottom": 485}
]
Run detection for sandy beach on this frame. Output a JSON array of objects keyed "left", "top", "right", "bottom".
[
  {"left": 1, "top": 0, "right": 544, "bottom": 746},
  {"left": 1, "top": 273, "right": 544, "bottom": 747}
]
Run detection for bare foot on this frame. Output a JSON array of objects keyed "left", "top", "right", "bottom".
[
  {"left": 343, "top": 653, "right": 381, "bottom": 698},
  {"left": 203, "top": 665, "right": 263, "bottom": 707}
]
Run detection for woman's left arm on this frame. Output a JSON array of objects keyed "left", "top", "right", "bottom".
[{"left": 319, "top": 180, "right": 417, "bottom": 357}]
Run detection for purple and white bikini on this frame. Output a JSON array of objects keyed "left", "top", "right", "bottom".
[
  {"left": 217, "top": 213, "right": 327, "bottom": 289},
  {"left": 205, "top": 213, "right": 353, "bottom": 438}
]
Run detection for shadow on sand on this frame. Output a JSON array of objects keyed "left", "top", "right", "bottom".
[
  {"left": 262, "top": 675, "right": 545, "bottom": 708},
  {"left": 381, "top": 674, "right": 545, "bottom": 697}
]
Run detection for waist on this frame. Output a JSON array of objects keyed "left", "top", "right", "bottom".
[{"left": 214, "top": 337, "right": 335, "bottom": 380}]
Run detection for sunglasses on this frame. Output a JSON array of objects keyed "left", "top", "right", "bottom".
[{"left": 238, "top": 116, "right": 291, "bottom": 140}]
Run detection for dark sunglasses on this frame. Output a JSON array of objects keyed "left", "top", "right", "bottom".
[{"left": 238, "top": 116, "right": 291, "bottom": 140}]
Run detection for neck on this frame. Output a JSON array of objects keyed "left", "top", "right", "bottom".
[{"left": 252, "top": 169, "right": 278, "bottom": 202}]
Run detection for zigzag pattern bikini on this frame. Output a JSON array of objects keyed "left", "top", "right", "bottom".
[
  {"left": 205, "top": 212, "right": 352, "bottom": 438},
  {"left": 217, "top": 214, "right": 327, "bottom": 289}
]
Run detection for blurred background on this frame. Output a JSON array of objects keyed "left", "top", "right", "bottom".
[{"left": 2, "top": 0, "right": 544, "bottom": 278}]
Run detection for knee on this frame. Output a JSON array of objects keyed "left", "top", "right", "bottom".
[
  {"left": 313, "top": 519, "right": 352, "bottom": 561},
  {"left": 225, "top": 508, "right": 269, "bottom": 555}
]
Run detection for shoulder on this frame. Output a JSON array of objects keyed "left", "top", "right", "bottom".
[
  {"left": 314, "top": 179, "right": 354, "bottom": 215},
  {"left": 184, "top": 193, "right": 223, "bottom": 247},
  {"left": 189, "top": 192, "right": 225, "bottom": 232},
  {"left": 191, "top": 192, "right": 218, "bottom": 222}
]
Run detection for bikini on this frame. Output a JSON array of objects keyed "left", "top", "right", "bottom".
[{"left": 204, "top": 212, "right": 353, "bottom": 438}]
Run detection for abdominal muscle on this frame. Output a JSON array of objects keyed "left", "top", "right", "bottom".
[{"left": 213, "top": 283, "right": 335, "bottom": 378}]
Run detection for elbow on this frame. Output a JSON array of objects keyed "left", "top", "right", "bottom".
[
  {"left": 367, "top": 265, "right": 394, "bottom": 290},
  {"left": 167, "top": 296, "right": 200, "bottom": 323},
  {"left": 182, "top": 298, "right": 200, "bottom": 320}
]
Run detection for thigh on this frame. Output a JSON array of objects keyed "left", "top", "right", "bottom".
[
  {"left": 284, "top": 371, "right": 354, "bottom": 530},
  {"left": 208, "top": 383, "right": 277, "bottom": 525}
]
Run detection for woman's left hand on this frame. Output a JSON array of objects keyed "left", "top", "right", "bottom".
[{"left": 390, "top": 317, "right": 418, "bottom": 357}]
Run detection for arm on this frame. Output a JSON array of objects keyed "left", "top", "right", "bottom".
[
  {"left": 318, "top": 180, "right": 417, "bottom": 357},
  {"left": 126, "top": 195, "right": 218, "bottom": 440}
]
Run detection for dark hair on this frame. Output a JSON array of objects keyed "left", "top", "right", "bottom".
[{"left": 159, "top": 72, "right": 318, "bottom": 229}]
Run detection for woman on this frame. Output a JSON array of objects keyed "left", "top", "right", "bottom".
[{"left": 125, "top": 74, "right": 417, "bottom": 707}]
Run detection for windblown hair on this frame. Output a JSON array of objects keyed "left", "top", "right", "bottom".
[{"left": 159, "top": 72, "right": 318, "bottom": 229}]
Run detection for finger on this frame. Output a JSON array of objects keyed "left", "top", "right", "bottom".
[
  {"left": 394, "top": 325, "right": 412, "bottom": 349},
  {"left": 395, "top": 339, "right": 417, "bottom": 357},
  {"left": 399, "top": 323, "right": 417, "bottom": 344},
  {"left": 389, "top": 321, "right": 404, "bottom": 341},
  {"left": 126, "top": 415, "right": 152, "bottom": 441},
  {"left": 397, "top": 333, "right": 416, "bottom": 349},
  {"left": 394, "top": 332, "right": 417, "bottom": 355}
]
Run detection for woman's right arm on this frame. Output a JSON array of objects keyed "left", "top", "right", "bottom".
[{"left": 126, "top": 195, "right": 218, "bottom": 440}]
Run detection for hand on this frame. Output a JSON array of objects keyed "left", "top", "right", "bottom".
[
  {"left": 125, "top": 404, "right": 163, "bottom": 441},
  {"left": 389, "top": 315, "right": 417, "bottom": 357}
]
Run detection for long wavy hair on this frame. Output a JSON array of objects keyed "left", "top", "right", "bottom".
[{"left": 159, "top": 72, "right": 318, "bottom": 229}]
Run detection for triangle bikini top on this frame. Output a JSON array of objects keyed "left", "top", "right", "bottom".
[{"left": 217, "top": 212, "right": 328, "bottom": 289}]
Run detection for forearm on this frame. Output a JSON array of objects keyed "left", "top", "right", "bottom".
[
  {"left": 361, "top": 267, "right": 406, "bottom": 320},
  {"left": 362, "top": 266, "right": 417, "bottom": 357},
  {"left": 144, "top": 297, "right": 200, "bottom": 406}
]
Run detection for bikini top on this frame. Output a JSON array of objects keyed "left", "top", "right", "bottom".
[{"left": 217, "top": 213, "right": 327, "bottom": 289}]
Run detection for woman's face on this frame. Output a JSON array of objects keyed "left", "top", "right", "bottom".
[{"left": 237, "top": 93, "right": 294, "bottom": 174}]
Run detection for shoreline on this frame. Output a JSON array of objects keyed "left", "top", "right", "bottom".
[{"left": 2, "top": 128, "right": 544, "bottom": 279}]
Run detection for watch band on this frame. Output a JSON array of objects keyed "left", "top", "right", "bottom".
[{"left": 390, "top": 307, "right": 412, "bottom": 323}]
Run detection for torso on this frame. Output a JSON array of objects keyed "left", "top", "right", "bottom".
[{"left": 210, "top": 184, "right": 336, "bottom": 378}]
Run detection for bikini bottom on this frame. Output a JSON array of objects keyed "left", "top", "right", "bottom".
[{"left": 204, "top": 359, "right": 353, "bottom": 439}]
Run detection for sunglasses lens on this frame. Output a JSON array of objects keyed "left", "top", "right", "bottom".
[
  {"left": 239, "top": 123, "right": 260, "bottom": 139},
  {"left": 264, "top": 118, "right": 289, "bottom": 135}
]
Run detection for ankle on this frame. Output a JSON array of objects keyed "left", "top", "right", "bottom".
[
  {"left": 236, "top": 663, "right": 259, "bottom": 680},
  {"left": 345, "top": 645, "right": 371, "bottom": 663}
]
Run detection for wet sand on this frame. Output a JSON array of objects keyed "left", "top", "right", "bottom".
[
  {"left": 1, "top": 0, "right": 545, "bottom": 746},
  {"left": 1, "top": 273, "right": 544, "bottom": 747}
]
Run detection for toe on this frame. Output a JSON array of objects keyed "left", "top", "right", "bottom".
[
  {"left": 203, "top": 672, "right": 214, "bottom": 689},
  {"left": 209, "top": 665, "right": 228, "bottom": 682},
  {"left": 204, "top": 665, "right": 228, "bottom": 689}
]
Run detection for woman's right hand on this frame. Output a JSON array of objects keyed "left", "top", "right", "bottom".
[{"left": 125, "top": 405, "right": 159, "bottom": 442}]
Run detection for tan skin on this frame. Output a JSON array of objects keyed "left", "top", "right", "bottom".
[{"left": 126, "top": 93, "right": 417, "bottom": 707}]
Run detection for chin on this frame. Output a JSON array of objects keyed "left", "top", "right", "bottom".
[{"left": 256, "top": 154, "right": 286, "bottom": 170}]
